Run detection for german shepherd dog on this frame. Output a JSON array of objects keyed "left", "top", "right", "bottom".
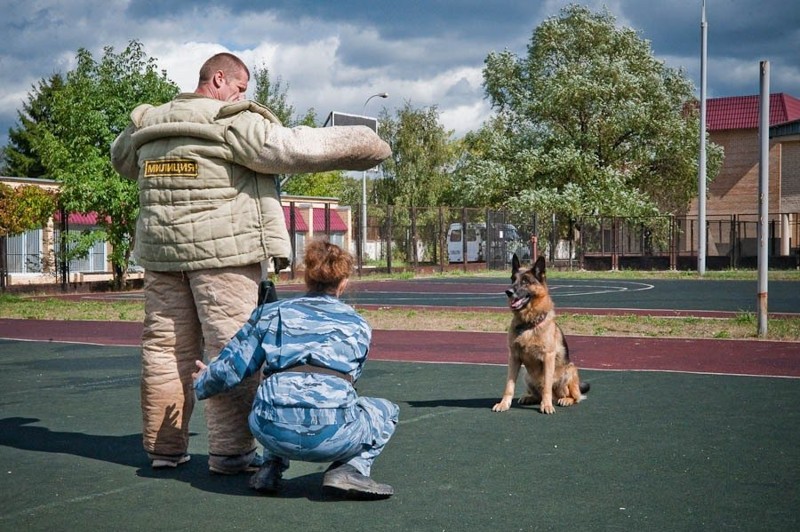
[{"left": 492, "top": 255, "right": 589, "bottom": 414}]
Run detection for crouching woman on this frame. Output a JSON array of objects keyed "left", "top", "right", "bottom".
[{"left": 193, "top": 238, "right": 398, "bottom": 499}]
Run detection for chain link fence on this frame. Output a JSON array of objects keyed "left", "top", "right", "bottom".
[
  {"left": 3, "top": 207, "right": 799, "bottom": 289},
  {"left": 354, "top": 206, "right": 800, "bottom": 272}
]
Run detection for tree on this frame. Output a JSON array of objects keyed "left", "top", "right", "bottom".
[
  {"left": 374, "top": 102, "right": 455, "bottom": 264},
  {"left": 252, "top": 63, "right": 297, "bottom": 126},
  {"left": 24, "top": 40, "right": 178, "bottom": 287},
  {"left": 376, "top": 102, "right": 454, "bottom": 210},
  {"left": 0, "top": 183, "right": 58, "bottom": 283},
  {"left": 0, "top": 183, "right": 57, "bottom": 238},
  {"left": 458, "top": 4, "right": 722, "bottom": 220},
  {"left": 2, "top": 74, "right": 65, "bottom": 177}
]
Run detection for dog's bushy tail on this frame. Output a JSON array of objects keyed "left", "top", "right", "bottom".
[{"left": 579, "top": 381, "right": 590, "bottom": 394}]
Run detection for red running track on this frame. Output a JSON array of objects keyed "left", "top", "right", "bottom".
[{"left": 0, "top": 319, "right": 798, "bottom": 378}]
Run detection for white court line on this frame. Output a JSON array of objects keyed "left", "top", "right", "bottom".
[
  {"left": 549, "top": 281, "right": 655, "bottom": 296},
  {"left": 350, "top": 281, "right": 655, "bottom": 300},
  {"left": 0, "top": 483, "right": 151, "bottom": 521}
]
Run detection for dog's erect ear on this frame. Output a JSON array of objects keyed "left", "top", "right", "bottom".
[
  {"left": 511, "top": 254, "right": 520, "bottom": 280},
  {"left": 533, "top": 256, "right": 546, "bottom": 282}
]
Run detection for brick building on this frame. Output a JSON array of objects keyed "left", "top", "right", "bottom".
[{"left": 686, "top": 93, "right": 800, "bottom": 257}]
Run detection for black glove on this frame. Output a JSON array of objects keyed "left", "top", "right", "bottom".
[
  {"left": 257, "top": 279, "right": 278, "bottom": 305},
  {"left": 273, "top": 257, "right": 290, "bottom": 272}
]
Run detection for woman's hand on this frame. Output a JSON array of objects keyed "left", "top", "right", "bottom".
[{"left": 192, "top": 360, "right": 208, "bottom": 382}]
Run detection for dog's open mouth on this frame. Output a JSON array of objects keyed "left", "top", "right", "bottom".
[{"left": 508, "top": 295, "right": 530, "bottom": 311}]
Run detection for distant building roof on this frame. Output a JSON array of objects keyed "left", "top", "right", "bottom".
[
  {"left": 707, "top": 93, "right": 800, "bottom": 131},
  {"left": 771, "top": 119, "right": 800, "bottom": 138},
  {"left": 50, "top": 207, "right": 342, "bottom": 233},
  {"left": 281, "top": 205, "right": 348, "bottom": 233},
  {"left": 312, "top": 208, "right": 347, "bottom": 232},
  {"left": 53, "top": 211, "right": 104, "bottom": 225},
  {"left": 283, "top": 205, "right": 309, "bottom": 232}
]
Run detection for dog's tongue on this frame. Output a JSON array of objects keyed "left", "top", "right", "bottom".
[{"left": 510, "top": 297, "right": 527, "bottom": 310}]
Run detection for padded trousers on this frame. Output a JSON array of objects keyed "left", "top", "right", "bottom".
[{"left": 140, "top": 264, "right": 261, "bottom": 461}]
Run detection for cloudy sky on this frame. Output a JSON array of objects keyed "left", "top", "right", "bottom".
[{"left": 1, "top": 0, "right": 798, "bottom": 154}]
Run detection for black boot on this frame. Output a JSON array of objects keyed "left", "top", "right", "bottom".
[
  {"left": 322, "top": 463, "right": 393, "bottom": 500},
  {"left": 249, "top": 460, "right": 283, "bottom": 495}
]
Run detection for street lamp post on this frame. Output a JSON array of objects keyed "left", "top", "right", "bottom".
[{"left": 361, "top": 92, "right": 388, "bottom": 266}]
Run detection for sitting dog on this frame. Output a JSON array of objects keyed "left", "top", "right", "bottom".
[{"left": 492, "top": 255, "right": 589, "bottom": 414}]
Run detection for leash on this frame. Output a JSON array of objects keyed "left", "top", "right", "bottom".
[{"left": 257, "top": 257, "right": 283, "bottom": 305}]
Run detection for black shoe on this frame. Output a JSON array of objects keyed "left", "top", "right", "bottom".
[
  {"left": 249, "top": 461, "right": 283, "bottom": 495},
  {"left": 322, "top": 463, "right": 393, "bottom": 500}
]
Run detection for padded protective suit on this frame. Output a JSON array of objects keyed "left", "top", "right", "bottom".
[{"left": 111, "top": 94, "right": 391, "bottom": 463}]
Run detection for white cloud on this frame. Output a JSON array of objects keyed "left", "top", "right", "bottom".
[
  {"left": 440, "top": 100, "right": 493, "bottom": 138},
  {"left": 1, "top": 0, "right": 798, "bottom": 153}
]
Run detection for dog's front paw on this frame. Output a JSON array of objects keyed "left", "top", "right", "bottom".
[
  {"left": 539, "top": 402, "right": 555, "bottom": 414},
  {"left": 492, "top": 398, "right": 512, "bottom": 412}
]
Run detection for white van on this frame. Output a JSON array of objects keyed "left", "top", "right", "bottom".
[
  {"left": 448, "top": 222, "right": 530, "bottom": 263},
  {"left": 447, "top": 223, "right": 486, "bottom": 262}
]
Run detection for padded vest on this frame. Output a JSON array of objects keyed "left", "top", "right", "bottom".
[{"left": 124, "top": 94, "right": 291, "bottom": 272}]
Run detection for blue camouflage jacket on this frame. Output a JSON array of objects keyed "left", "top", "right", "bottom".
[{"left": 195, "top": 293, "right": 371, "bottom": 425}]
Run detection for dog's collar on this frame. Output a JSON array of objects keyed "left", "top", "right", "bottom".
[{"left": 514, "top": 312, "right": 550, "bottom": 335}]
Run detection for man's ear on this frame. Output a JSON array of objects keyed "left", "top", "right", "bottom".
[{"left": 212, "top": 70, "right": 225, "bottom": 88}]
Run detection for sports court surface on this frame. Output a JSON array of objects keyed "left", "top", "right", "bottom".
[{"left": 1, "top": 275, "right": 798, "bottom": 530}]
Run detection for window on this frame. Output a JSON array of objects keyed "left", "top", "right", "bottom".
[
  {"left": 329, "top": 233, "right": 344, "bottom": 248},
  {"left": 6, "top": 229, "right": 42, "bottom": 273},
  {"left": 294, "top": 233, "right": 306, "bottom": 263},
  {"left": 53, "top": 229, "right": 107, "bottom": 273}
]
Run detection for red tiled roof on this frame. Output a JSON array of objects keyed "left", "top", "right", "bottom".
[
  {"left": 53, "top": 206, "right": 343, "bottom": 233},
  {"left": 283, "top": 206, "right": 309, "bottom": 232},
  {"left": 707, "top": 93, "right": 800, "bottom": 131},
  {"left": 312, "top": 209, "right": 348, "bottom": 232},
  {"left": 52, "top": 211, "right": 104, "bottom": 225}
]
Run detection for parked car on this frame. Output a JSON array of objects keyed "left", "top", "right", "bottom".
[{"left": 447, "top": 222, "right": 530, "bottom": 263}]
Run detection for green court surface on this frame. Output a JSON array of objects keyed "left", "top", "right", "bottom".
[{"left": 1, "top": 339, "right": 798, "bottom": 531}]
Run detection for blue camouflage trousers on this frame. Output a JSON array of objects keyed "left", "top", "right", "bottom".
[{"left": 249, "top": 396, "right": 399, "bottom": 477}]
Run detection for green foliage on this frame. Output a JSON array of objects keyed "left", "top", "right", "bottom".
[
  {"left": 457, "top": 4, "right": 723, "bottom": 218},
  {"left": 336, "top": 174, "right": 366, "bottom": 207},
  {"left": 0, "top": 183, "right": 58, "bottom": 237},
  {"left": 371, "top": 104, "right": 455, "bottom": 264},
  {"left": 10, "top": 40, "right": 179, "bottom": 287},
  {"left": 2, "top": 74, "right": 66, "bottom": 177},
  {"left": 252, "top": 63, "right": 297, "bottom": 126},
  {"left": 282, "top": 169, "right": 349, "bottom": 198},
  {"left": 375, "top": 102, "right": 455, "bottom": 209},
  {"left": 61, "top": 228, "right": 107, "bottom": 268}
]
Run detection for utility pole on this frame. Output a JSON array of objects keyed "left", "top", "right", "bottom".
[
  {"left": 697, "top": 0, "right": 708, "bottom": 276},
  {"left": 757, "top": 61, "right": 770, "bottom": 337},
  {"left": 361, "top": 92, "right": 389, "bottom": 266}
]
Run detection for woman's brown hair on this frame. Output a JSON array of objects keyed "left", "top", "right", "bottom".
[{"left": 303, "top": 238, "right": 354, "bottom": 294}]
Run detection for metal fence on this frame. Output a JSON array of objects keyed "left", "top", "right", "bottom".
[
  {"left": 3, "top": 207, "right": 798, "bottom": 290},
  {"left": 354, "top": 206, "right": 800, "bottom": 272}
]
